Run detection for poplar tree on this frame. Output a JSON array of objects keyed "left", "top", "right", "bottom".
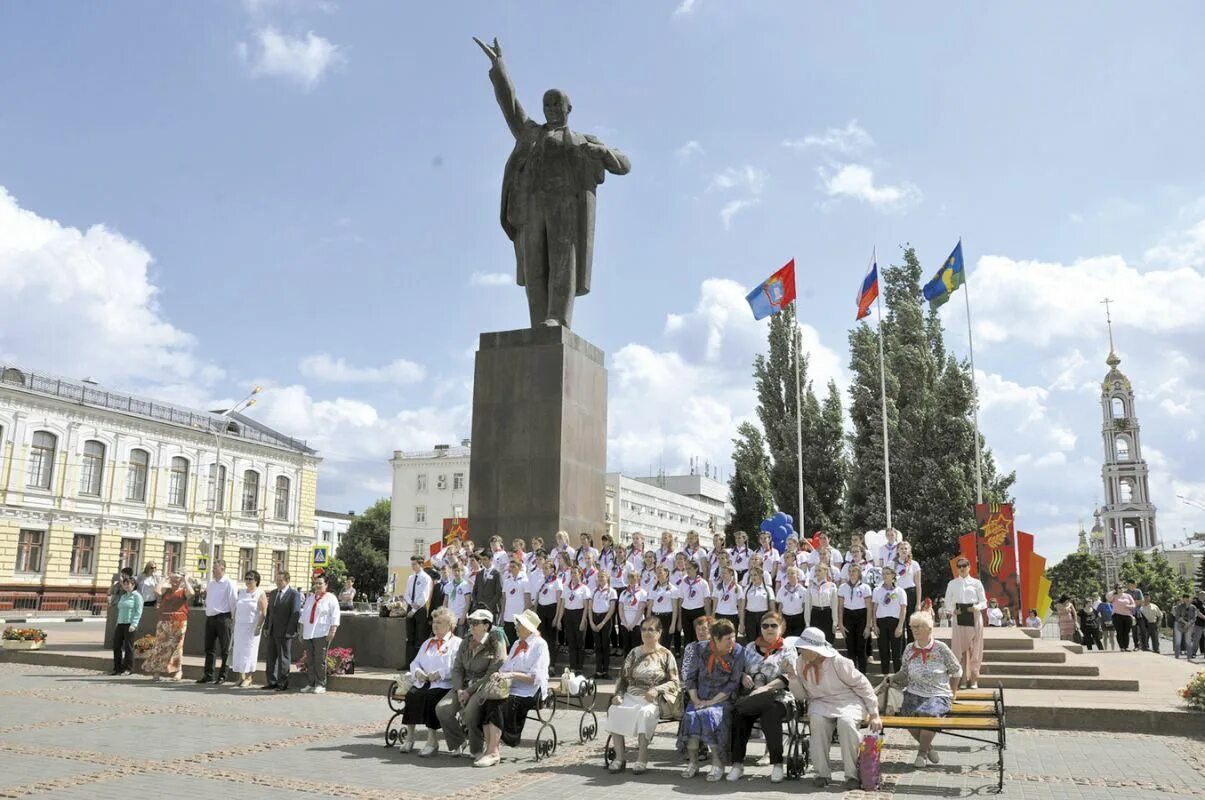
[{"left": 727, "top": 422, "right": 774, "bottom": 538}]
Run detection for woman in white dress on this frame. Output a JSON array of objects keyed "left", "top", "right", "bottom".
[{"left": 231, "top": 569, "right": 268, "bottom": 688}]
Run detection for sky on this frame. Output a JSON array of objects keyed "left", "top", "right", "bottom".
[{"left": 2, "top": 1, "right": 1205, "bottom": 564}]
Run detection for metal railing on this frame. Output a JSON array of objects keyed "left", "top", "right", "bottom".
[
  {"left": 0, "top": 591, "right": 105, "bottom": 618},
  {"left": 0, "top": 364, "right": 309, "bottom": 453}
]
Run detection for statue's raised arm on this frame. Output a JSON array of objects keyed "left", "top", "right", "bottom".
[{"left": 473, "top": 36, "right": 528, "bottom": 140}]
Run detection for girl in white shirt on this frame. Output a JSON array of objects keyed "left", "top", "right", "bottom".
[
  {"left": 584, "top": 571, "right": 618, "bottom": 678},
  {"left": 710, "top": 549, "right": 733, "bottom": 587},
  {"left": 608, "top": 544, "right": 629, "bottom": 585},
  {"left": 581, "top": 553, "right": 601, "bottom": 592},
  {"left": 893, "top": 542, "right": 923, "bottom": 643},
  {"left": 682, "top": 529, "right": 708, "bottom": 573},
  {"left": 530, "top": 555, "right": 562, "bottom": 656},
  {"left": 741, "top": 566, "right": 775, "bottom": 641},
  {"left": 555, "top": 566, "right": 591, "bottom": 673},
  {"left": 656, "top": 531, "right": 678, "bottom": 572},
  {"left": 639, "top": 551, "right": 659, "bottom": 592},
  {"left": 648, "top": 565, "right": 680, "bottom": 652},
  {"left": 711, "top": 566, "right": 744, "bottom": 630},
  {"left": 836, "top": 564, "right": 873, "bottom": 673},
  {"left": 755, "top": 532, "right": 780, "bottom": 575},
  {"left": 806, "top": 563, "right": 838, "bottom": 644},
  {"left": 729, "top": 530, "right": 753, "bottom": 579},
  {"left": 677, "top": 559, "right": 711, "bottom": 651},
  {"left": 616, "top": 571, "right": 648, "bottom": 655},
  {"left": 741, "top": 554, "right": 773, "bottom": 591},
  {"left": 669, "top": 553, "right": 690, "bottom": 589},
  {"left": 402, "top": 607, "right": 462, "bottom": 756},
  {"left": 872, "top": 568, "right": 907, "bottom": 674},
  {"left": 839, "top": 543, "right": 871, "bottom": 581},
  {"left": 501, "top": 558, "right": 530, "bottom": 645},
  {"left": 775, "top": 567, "right": 807, "bottom": 636}
]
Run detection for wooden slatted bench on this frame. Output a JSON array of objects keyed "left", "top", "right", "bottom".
[{"left": 879, "top": 686, "right": 1006, "bottom": 793}]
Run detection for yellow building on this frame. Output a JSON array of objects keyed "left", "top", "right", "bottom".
[{"left": 0, "top": 365, "right": 320, "bottom": 612}]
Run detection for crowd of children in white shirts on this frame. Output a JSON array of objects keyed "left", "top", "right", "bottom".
[{"left": 426, "top": 526, "right": 922, "bottom": 679}]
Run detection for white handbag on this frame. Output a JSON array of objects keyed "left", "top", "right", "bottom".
[{"left": 394, "top": 671, "right": 415, "bottom": 697}]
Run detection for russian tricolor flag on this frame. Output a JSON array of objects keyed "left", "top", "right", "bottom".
[{"left": 856, "top": 256, "right": 879, "bottom": 321}]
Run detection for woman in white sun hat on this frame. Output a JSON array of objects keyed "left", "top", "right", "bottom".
[
  {"left": 785, "top": 627, "right": 881, "bottom": 790},
  {"left": 474, "top": 608, "right": 549, "bottom": 768}
]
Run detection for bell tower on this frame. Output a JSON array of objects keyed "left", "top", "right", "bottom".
[{"left": 1096, "top": 299, "right": 1157, "bottom": 574}]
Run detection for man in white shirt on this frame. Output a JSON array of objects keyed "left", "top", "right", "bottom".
[
  {"left": 300, "top": 573, "right": 341, "bottom": 693},
  {"left": 197, "top": 560, "right": 239, "bottom": 685},
  {"left": 405, "top": 556, "right": 434, "bottom": 665}
]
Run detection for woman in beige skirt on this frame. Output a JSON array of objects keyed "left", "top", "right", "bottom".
[{"left": 943, "top": 558, "right": 987, "bottom": 689}]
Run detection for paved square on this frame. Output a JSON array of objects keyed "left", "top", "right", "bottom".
[{"left": 0, "top": 662, "right": 1202, "bottom": 800}]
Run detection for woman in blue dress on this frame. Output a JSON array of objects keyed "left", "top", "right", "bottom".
[{"left": 677, "top": 617, "right": 745, "bottom": 782}]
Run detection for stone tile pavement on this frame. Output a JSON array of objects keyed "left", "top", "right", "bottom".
[{"left": 1, "top": 662, "right": 1202, "bottom": 799}]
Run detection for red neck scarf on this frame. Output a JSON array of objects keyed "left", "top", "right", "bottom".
[
  {"left": 756, "top": 636, "right": 784, "bottom": 656},
  {"left": 309, "top": 592, "right": 325, "bottom": 624},
  {"left": 706, "top": 642, "right": 732, "bottom": 674},
  {"left": 512, "top": 637, "right": 531, "bottom": 658},
  {"left": 910, "top": 640, "right": 934, "bottom": 665},
  {"left": 425, "top": 634, "right": 449, "bottom": 654},
  {"left": 801, "top": 656, "right": 824, "bottom": 684}
]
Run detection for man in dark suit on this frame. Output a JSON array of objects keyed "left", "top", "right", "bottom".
[
  {"left": 262, "top": 570, "right": 301, "bottom": 691},
  {"left": 469, "top": 549, "right": 503, "bottom": 622}
]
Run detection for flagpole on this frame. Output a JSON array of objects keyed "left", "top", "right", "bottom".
[
  {"left": 874, "top": 247, "right": 893, "bottom": 530},
  {"left": 793, "top": 304, "right": 806, "bottom": 537},
  {"left": 961, "top": 238, "right": 984, "bottom": 505}
]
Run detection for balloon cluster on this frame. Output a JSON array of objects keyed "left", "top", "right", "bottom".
[{"left": 758, "top": 512, "right": 796, "bottom": 553}]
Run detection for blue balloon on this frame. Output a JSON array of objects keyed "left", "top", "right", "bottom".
[{"left": 759, "top": 519, "right": 776, "bottom": 534}]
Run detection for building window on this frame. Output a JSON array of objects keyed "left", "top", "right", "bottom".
[
  {"left": 212, "top": 544, "right": 223, "bottom": 568},
  {"left": 452, "top": 504, "right": 465, "bottom": 519},
  {"left": 1119, "top": 480, "right": 1134, "bottom": 504},
  {"left": 127, "top": 449, "right": 150, "bottom": 502},
  {"left": 27, "top": 431, "right": 57, "bottom": 490},
  {"left": 274, "top": 475, "right": 291, "bottom": 521},
  {"left": 79, "top": 440, "right": 105, "bottom": 496},
  {"left": 163, "top": 541, "right": 182, "bottom": 574},
  {"left": 415, "top": 505, "right": 427, "bottom": 524},
  {"left": 15, "top": 529, "right": 44, "bottom": 573},
  {"left": 242, "top": 470, "right": 260, "bottom": 516},
  {"left": 453, "top": 472, "right": 465, "bottom": 491},
  {"left": 1111, "top": 397, "right": 1126, "bottom": 418},
  {"left": 168, "top": 457, "right": 189, "bottom": 507},
  {"left": 417, "top": 473, "right": 428, "bottom": 492},
  {"left": 119, "top": 537, "right": 143, "bottom": 572},
  {"left": 70, "top": 534, "right": 97, "bottom": 576},
  {"left": 1115, "top": 436, "right": 1131, "bottom": 462},
  {"left": 210, "top": 464, "right": 227, "bottom": 512},
  {"left": 239, "top": 547, "right": 255, "bottom": 578},
  {"left": 272, "top": 550, "right": 287, "bottom": 579}
]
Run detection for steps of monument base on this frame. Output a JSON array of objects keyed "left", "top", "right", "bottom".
[
  {"left": 980, "top": 663, "right": 1099, "bottom": 677},
  {"left": 835, "top": 635, "right": 1033, "bottom": 651},
  {"left": 976, "top": 676, "right": 1138, "bottom": 691}
]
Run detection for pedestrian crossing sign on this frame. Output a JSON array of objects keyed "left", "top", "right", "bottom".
[
  {"left": 311, "top": 545, "right": 329, "bottom": 569},
  {"left": 197, "top": 556, "right": 208, "bottom": 574}
]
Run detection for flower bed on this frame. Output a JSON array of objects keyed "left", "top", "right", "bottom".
[
  {"left": 2, "top": 626, "right": 47, "bottom": 650},
  {"left": 296, "top": 646, "right": 355, "bottom": 676}
]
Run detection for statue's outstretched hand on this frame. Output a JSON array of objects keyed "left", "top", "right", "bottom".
[{"left": 473, "top": 37, "right": 503, "bottom": 64}]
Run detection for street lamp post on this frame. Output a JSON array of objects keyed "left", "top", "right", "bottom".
[
  {"left": 204, "top": 388, "right": 262, "bottom": 574},
  {"left": 1177, "top": 495, "right": 1205, "bottom": 513}
]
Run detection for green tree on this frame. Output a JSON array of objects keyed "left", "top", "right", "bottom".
[
  {"left": 1120, "top": 551, "right": 1193, "bottom": 618},
  {"left": 1195, "top": 555, "right": 1205, "bottom": 591},
  {"left": 335, "top": 499, "right": 391, "bottom": 599},
  {"left": 321, "top": 557, "right": 348, "bottom": 595},
  {"left": 753, "top": 304, "right": 845, "bottom": 535},
  {"left": 1046, "top": 552, "right": 1104, "bottom": 605},
  {"left": 727, "top": 422, "right": 774, "bottom": 538},
  {"left": 844, "top": 247, "right": 1014, "bottom": 593}
]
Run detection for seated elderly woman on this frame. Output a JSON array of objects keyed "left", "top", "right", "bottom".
[
  {"left": 677, "top": 617, "right": 745, "bottom": 782},
  {"left": 474, "top": 608, "right": 550, "bottom": 768},
  {"left": 605, "top": 615, "right": 680, "bottom": 774},
  {"left": 435, "top": 609, "right": 506, "bottom": 759},
  {"left": 786, "top": 627, "right": 881, "bottom": 789},
  {"left": 401, "top": 606, "right": 463, "bottom": 756},
  {"left": 729, "top": 611, "right": 796, "bottom": 783},
  {"left": 892, "top": 610, "right": 963, "bottom": 767}
]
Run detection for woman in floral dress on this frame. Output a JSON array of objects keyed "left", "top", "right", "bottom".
[
  {"left": 677, "top": 617, "right": 745, "bottom": 782},
  {"left": 145, "top": 571, "right": 193, "bottom": 681}
]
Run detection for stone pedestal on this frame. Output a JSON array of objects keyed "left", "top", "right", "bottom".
[{"left": 468, "top": 327, "right": 607, "bottom": 541}]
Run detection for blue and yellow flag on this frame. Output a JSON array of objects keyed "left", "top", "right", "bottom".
[{"left": 922, "top": 241, "right": 965, "bottom": 310}]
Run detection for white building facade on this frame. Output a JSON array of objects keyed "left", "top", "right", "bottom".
[
  {"left": 605, "top": 473, "right": 731, "bottom": 551},
  {"left": 0, "top": 365, "right": 321, "bottom": 608},
  {"left": 314, "top": 509, "right": 354, "bottom": 554},
  {"left": 388, "top": 442, "right": 470, "bottom": 586}
]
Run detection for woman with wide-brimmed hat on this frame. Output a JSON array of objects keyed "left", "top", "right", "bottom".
[{"left": 474, "top": 608, "right": 549, "bottom": 768}]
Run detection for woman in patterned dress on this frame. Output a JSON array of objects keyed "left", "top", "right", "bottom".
[
  {"left": 144, "top": 571, "right": 193, "bottom": 681},
  {"left": 605, "top": 616, "right": 680, "bottom": 774},
  {"left": 677, "top": 617, "right": 745, "bottom": 782}
]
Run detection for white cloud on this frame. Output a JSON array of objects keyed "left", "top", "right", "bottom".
[
  {"left": 0, "top": 186, "right": 223, "bottom": 393},
  {"left": 819, "top": 164, "right": 921, "bottom": 211},
  {"left": 673, "top": 0, "right": 698, "bottom": 16},
  {"left": 783, "top": 120, "right": 874, "bottom": 155},
  {"left": 675, "top": 140, "right": 704, "bottom": 162},
  {"left": 969, "top": 253, "right": 1205, "bottom": 348},
  {"left": 709, "top": 166, "right": 766, "bottom": 228},
  {"left": 297, "top": 353, "right": 426, "bottom": 385},
  {"left": 976, "top": 370, "right": 1077, "bottom": 451},
  {"left": 468, "top": 271, "right": 511, "bottom": 287},
  {"left": 238, "top": 28, "right": 343, "bottom": 88}
]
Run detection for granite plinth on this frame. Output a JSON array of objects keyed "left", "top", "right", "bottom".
[{"left": 468, "top": 326, "right": 607, "bottom": 541}]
